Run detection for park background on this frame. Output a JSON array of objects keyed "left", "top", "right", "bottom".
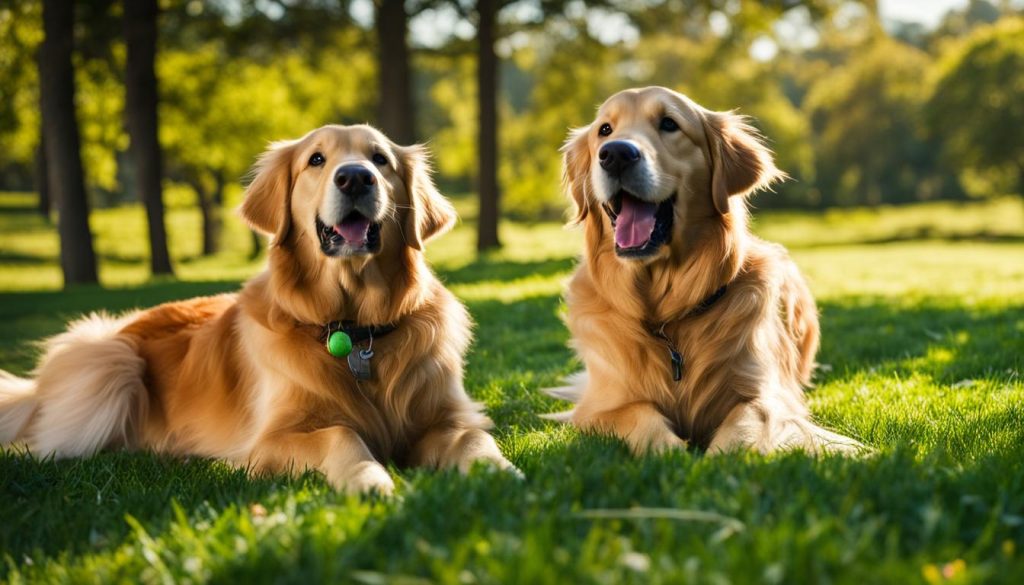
[{"left": 1, "top": 0, "right": 1023, "bottom": 583}]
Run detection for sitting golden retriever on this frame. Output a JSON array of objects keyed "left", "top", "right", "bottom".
[
  {"left": 546, "top": 87, "right": 861, "bottom": 455},
  {"left": 0, "top": 124, "right": 515, "bottom": 493}
]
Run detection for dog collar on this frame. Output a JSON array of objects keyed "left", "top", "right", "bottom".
[
  {"left": 320, "top": 321, "right": 397, "bottom": 381},
  {"left": 649, "top": 284, "right": 728, "bottom": 382}
]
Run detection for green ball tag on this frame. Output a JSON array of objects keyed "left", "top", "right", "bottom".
[{"left": 326, "top": 331, "right": 352, "bottom": 357}]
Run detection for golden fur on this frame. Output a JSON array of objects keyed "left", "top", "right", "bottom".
[
  {"left": 0, "top": 125, "right": 514, "bottom": 493},
  {"left": 548, "top": 87, "right": 861, "bottom": 455}
]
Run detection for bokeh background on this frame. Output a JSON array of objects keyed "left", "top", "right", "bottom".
[{"left": 0, "top": 0, "right": 1022, "bottom": 289}]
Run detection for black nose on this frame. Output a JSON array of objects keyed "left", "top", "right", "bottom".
[
  {"left": 598, "top": 141, "right": 641, "bottom": 176},
  {"left": 334, "top": 164, "right": 376, "bottom": 196}
]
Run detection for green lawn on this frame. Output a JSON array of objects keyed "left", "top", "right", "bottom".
[{"left": 1, "top": 193, "right": 1022, "bottom": 583}]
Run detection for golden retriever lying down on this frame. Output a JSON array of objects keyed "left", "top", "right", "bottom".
[
  {"left": 546, "top": 87, "right": 862, "bottom": 455},
  {"left": 0, "top": 125, "right": 515, "bottom": 493}
]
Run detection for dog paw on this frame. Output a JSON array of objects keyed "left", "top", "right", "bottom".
[
  {"left": 459, "top": 454, "right": 524, "bottom": 479},
  {"left": 632, "top": 430, "right": 688, "bottom": 456},
  {"left": 338, "top": 461, "right": 396, "bottom": 495}
]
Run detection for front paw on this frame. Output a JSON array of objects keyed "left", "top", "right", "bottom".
[
  {"left": 459, "top": 453, "right": 524, "bottom": 479},
  {"left": 631, "top": 429, "right": 688, "bottom": 456},
  {"left": 335, "top": 461, "right": 396, "bottom": 495}
]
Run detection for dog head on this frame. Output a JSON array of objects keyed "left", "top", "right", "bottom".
[
  {"left": 240, "top": 124, "right": 455, "bottom": 260},
  {"left": 562, "top": 86, "right": 783, "bottom": 262}
]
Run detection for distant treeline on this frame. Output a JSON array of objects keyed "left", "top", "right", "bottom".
[{"left": 0, "top": 1, "right": 1021, "bottom": 240}]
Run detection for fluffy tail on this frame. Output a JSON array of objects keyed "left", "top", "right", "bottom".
[
  {"left": 540, "top": 371, "right": 587, "bottom": 422},
  {"left": 0, "top": 370, "right": 37, "bottom": 445},
  {"left": 0, "top": 312, "right": 148, "bottom": 458}
]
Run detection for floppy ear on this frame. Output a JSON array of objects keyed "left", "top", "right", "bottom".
[
  {"left": 702, "top": 111, "right": 785, "bottom": 214},
  {"left": 560, "top": 126, "right": 593, "bottom": 224},
  {"left": 399, "top": 144, "right": 456, "bottom": 250},
  {"left": 240, "top": 140, "right": 297, "bottom": 240}
]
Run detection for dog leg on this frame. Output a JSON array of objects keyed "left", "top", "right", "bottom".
[
  {"left": 410, "top": 427, "right": 518, "bottom": 475},
  {"left": 708, "top": 401, "right": 863, "bottom": 455},
  {"left": 250, "top": 426, "right": 394, "bottom": 494},
  {"left": 575, "top": 401, "right": 686, "bottom": 455}
]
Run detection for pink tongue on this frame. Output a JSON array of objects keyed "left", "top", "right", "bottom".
[
  {"left": 614, "top": 195, "right": 657, "bottom": 249},
  {"left": 334, "top": 216, "right": 371, "bottom": 244}
]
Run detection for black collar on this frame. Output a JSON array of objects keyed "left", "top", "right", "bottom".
[
  {"left": 319, "top": 320, "right": 398, "bottom": 345},
  {"left": 649, "top": 284, "right": 729, "bottom": 331},
  {"left": 685, "top": 284, "right": 728, "bottom": 318},
  {"left": 648, "top": 284, "right": 729, "bottom": 382}
]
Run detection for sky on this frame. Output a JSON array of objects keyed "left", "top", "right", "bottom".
[
  {"left": 878, "top": 0, "right": 969, "bottom": 28},
  {"left": 349, "top": 0, "right": 978, "bottom": 50}
]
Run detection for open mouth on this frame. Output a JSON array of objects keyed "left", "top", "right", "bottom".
[
  {"left": 602, "top": 191, "right": 675, "bottom": 258},
  {"left": 316, "top": 213, "right": 382, "bottom": 257}
]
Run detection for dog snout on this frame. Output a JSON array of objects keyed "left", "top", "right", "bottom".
[
  {"left": 599, "top": 141, "right": 641, "bottom": 176},
  {"left": 334, "top": 164, "right": 376, "bottom": 197}
]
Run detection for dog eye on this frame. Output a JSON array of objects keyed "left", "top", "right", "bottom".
[
  {"left": 598, "top": 123, "right": 613, "bottom": 137},
  {"left": 371, "top": 153, "right": 389, "bottom": 166},
  {"left": 659, "top": 117, "right": 680, "bottom": 132},
  {"left": 309, "top": 152, "right": 326, "bottom": 167}
]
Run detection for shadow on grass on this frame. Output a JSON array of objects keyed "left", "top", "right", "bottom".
[
  {"left": 0, "top": 280, "right": 243, "bottom": 373},
  {"left": 816, "top": 299, "right": 1023, "bottom": 384},
  {"left": 0, "top": 249, "right": 211, "bottom": 267},
  {"left": 437, "top": 257, "right": 576, "bottom": 286},
  {"left": 463, "top": 293, "right": 1022, "bottom": 431},
  {"left": 0, "top": 204, "right": 45, "bottom": 217},
  {"left": 464, "top": 293, "right": 575, "bottom": 431},
  {"left": 783, "top": 229, "right": 1024, "bottom": 249},
  {"left": 0, "top": 280, "right": 242, "bottom": 319},
  {"left": 0, "top": 250, "right": 51, "bottom": 266},
  {"left": 0, "top": 450, "right": 332, "bottom": 569}
]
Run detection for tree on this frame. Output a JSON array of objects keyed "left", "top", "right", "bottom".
[
  {"left": 804, "top": 36, "right": 959, "bottom": 206},
  {"left": 445, "top": 0, "right": 566, "bottom": 251},
  {"left": 0, "top": 0, "right": 44, "bottom": 209},
  {"left": 159, "top": 35, "right": 375, "bottom": 256},
  {"left": 497, "top": 20, "right": 624, "bottom": 218},
  {"left": 928, "top": 17, "right": 1024, "bottom": 198},
  {"left": 154, "top": 1, "right": 373, "bottom": 256},
  {"left": 376, "top": 0, "right": 416, "bottom": 144},
  {"left": 476, "top": 0, "right": 501, "bottom": 250},
  {"left": 38, "top": 0, "right": 98, "bottom": 285},
  {"left": 124, "top": 0, "right": 173, "bottom": 275},
  {"left": 462, "top": 0, "right": 839, "bottom": 247},
  {"left": 34, "top": 137, "right": 49, "bottom": 217}
]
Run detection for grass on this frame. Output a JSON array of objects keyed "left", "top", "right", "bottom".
[{"left": 1, "top": 192, "right": 1022, "bottom": 583}]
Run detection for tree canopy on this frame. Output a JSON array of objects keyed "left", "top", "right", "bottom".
[
  {"left": 927, "top": 17, "right": 1024, "bottom": 197},
  {"left": 1, "top": 0, "right": 1020, "bottom": 226}
]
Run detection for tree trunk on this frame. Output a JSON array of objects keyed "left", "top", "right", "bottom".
[
  {"left": 250, "top": 230, "right": 263, "bottom": 259},
  {"left": 34, "top": 136, "right": 51, "bottom": 219},
  {"left": 39, "top": 0, "right": 98, "bottom": 286},
  {"left": 476, "top": 0, "right": 501, "bottom": 252},
  {"left": 375, "top": 0, "right": 415, "bottom": 145},
  {"left": 123, "top": 0, "right": 173, "bottom": 275},
  {"left": 192, "top": 172, "right": 223, "bottom": 256}
]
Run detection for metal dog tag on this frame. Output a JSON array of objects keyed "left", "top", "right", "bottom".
[
  {"left": 347, "top": 348, "right": 374, "bottom": 381},
  {"left": 669, "top": 348, "right": 684, "bottom": 382}
]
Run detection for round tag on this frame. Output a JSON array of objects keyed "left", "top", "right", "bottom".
[{"left": 326, "top": 330, "right": 353, "bottom": 357}]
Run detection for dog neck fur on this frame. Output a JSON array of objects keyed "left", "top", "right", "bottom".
[
  {"left": 582, "top": 194, "right": 749, "bottom": 325},
  {"left": 256, "top": 234, "right": 433, "bottom": 329}
]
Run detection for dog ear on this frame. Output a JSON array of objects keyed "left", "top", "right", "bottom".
[
  {"left": 240, "top": 139, "right": 297, "bottom": 241},
  {"left": 561, "top": 125, "right": 593, "bottom": 224},
  {"left": 399, "top": 144, "right": 456, "bottom": 251},
  {"left": 702, "top": 111, "right": 785, "bottom": 214}
]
